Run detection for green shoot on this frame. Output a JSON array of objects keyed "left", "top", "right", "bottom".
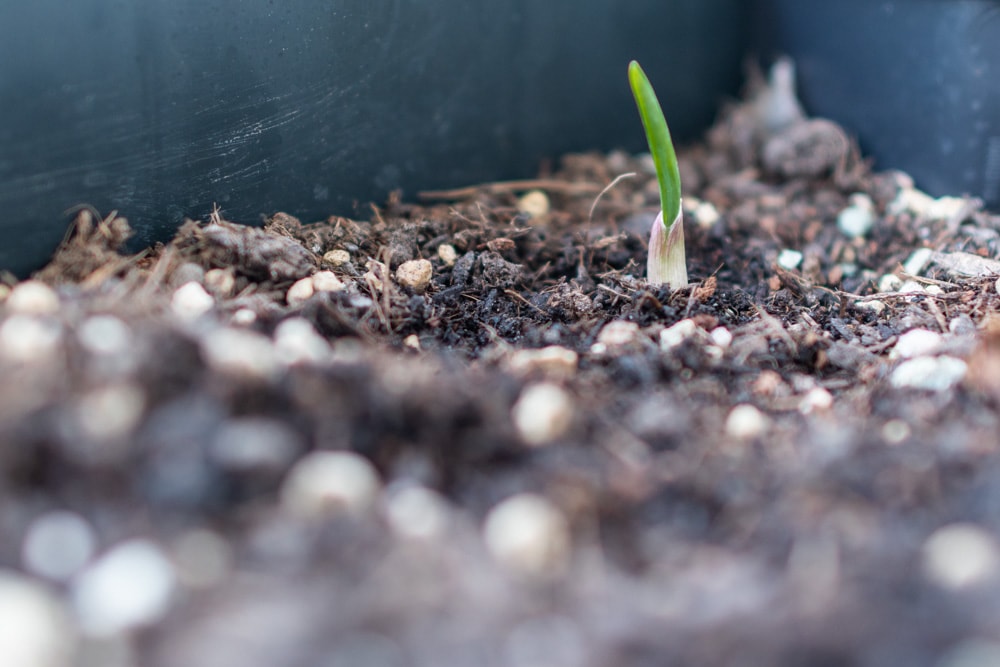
[{"left": 628, "top": 60, "right": 687, "bottom": 288}]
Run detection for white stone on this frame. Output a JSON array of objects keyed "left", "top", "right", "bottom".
[
  {"left": 507, "top": 346, "right": 579, "bottom": 379},
  {"left": 878, "top": 274, "right": 903, "bottom": 293},
  {"left": 854, "top": 300, "right": 886, "bottom": 315},
  {"left": 403, "top": 334, "right": 421, "bottom": 351},
  {"left": 0, "top": 316, "right": 62, "bottom": 363},
  {"left": 725, "top": 405, "right": 770, "bottom": 440},
  {"left": 384, "top": 485, "right": 450, "bottom": 540},
  {"left": 437, "top": 244, "right": 458, "bottom": 267},
  {"left": 5, "top": 281, "right": 60, "bottom": 316},
  {"left": 660, "top": 319, "right": 699, "bottom": 350},
  {"left": 517, "top": 190, "right": 550, "bottom": 220},
  {"left": 898, "top": 280, "right": 926, "bottom": 294},
  {"left": 890, "top": 356, "right": 967, "bottom": 391},
  {"left": 798, "top": 387, "right": 834, "bottom": 414},
  {"left": 201, "top": 328, "right": 279, "bottom": 381},
  {"left": 596, "top": 320, "right": 640, "bottom": 348},
  {"left": 323, "top": 249, "right": 351, "bottom": 267},
  {"left": 171, "top": 530, "right": 232, "bottom": 590},
  {"left": 881, "top": 420, "right": 911, "bottom": 445},
  {"left": 230, "top": 308, "right": 257, "bottom": 326},
  {"left": 281, "top": 451, "right": 380, "bottom": 519},
  {"left": 77, "top": 316, "right": 131, "bottom": 356},
  {"left": 22, "top": 511, "right": 96, "bottom": 582},
  {"left": 395, "top": 259, "right": 433, "bottom": 293},
  {"left": 74, "top": 384, "right": 145, "bottom": 443},
  {"left": 513, "top": 383, "right": 574, "bottom": 446},
  {"left": 927, "top": 196, "right": 967, "bottom": 221},
  {"left": 837, "top": 194, "right": 876, "bottom": 238},
  {"left": 273, "top": 318, "right": 329, "bottom": 366},
  {"left": 923, "top": 524, "right": 999, "bottom": 589},
  {"left": 285, "top": 277, "right": 315, "bottom": 307},
  {"left": 0, "top": 571, "right": 75, "bottom": 667},
  {"left": 170, "top": 282, "right": 214, "bottom": 320},
  {"left": 311, "top": 271, "right": 346, "bottom": 293},
  {"left": 686, "top": 199, "right": 720, "bottom": 228},
  {"left": 890, "top": 329, "right": 945, "bottom": 360},
  {"left": 889, "top": 187, "right": 936, "bottom": 217},
  {"left": 903, "top": 248, "right": 935, "bottom": 276},
  {"left": 777, "top": 249, "right": 803, "bottom": 270},
  {"left": 203, "top": 268, "right": 235, "bottom": 297},
  {"left": 72, "top": 539, "right": 176, "bottom": 637},
  {"left": 483, "top": 494, "right": 570, "bottom": 576},
  {"left": 709, "top": 327, "right": 733, "bottom": 350}
]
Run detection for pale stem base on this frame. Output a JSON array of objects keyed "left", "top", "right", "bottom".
[{"left": 646, "top": 209, "right": 687, "bottom": 289}]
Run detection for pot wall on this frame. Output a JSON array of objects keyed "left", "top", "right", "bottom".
[
  {"left": 0, "top": 0, "right": 747, "bottom": 276},
  {"left": 754, "top": 0, "right": 1000, "bottom": 207}
]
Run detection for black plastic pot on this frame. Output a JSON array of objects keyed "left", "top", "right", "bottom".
[
  {"left": 754, "top": 0, "right": 1000, "bottom": 207},
  {"left": 0, "top": 1, "right": 748, "bottom": 277}
]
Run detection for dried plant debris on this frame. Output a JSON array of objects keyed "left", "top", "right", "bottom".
[{"left": 4, "top": 71, "right": 1000, "bottom": 666}]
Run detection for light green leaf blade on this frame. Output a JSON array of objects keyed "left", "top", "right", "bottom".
[{"left": 628, "top": 60, "right": 681, "bottom": 226}]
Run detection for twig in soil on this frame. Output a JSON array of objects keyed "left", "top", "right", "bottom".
[
  {"left": 503, "top": 289, "right": 549, "bottom": 317},
  {"left": 419, "top": 179, "right": 602, "bottom": 200},
  {"left": 588, "top": 172, "right": 636, "bottom": 223},
  {"left": 896, "top": 270, "right": 961, "bottom": 289}
]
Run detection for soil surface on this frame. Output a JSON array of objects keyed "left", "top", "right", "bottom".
[{"left": 4, "top": 81, "right": 1000, "bottom": 667}]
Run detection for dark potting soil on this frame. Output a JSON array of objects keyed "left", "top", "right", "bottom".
[{"left": 5, "top": 80, "right": 1000, "bottom": 667}]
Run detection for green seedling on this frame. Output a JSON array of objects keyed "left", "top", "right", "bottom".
[{"left": 628, "top": 60, "right": 687, "bottom": 289}]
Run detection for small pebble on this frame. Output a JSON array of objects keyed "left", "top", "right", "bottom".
[
  {"left": 878, "top": 274, "right": 903, "bottom": 293},
  {"left": 273, "top": 318, "right": 329, "bottom": 366},
  {"left": 725, "top": 405, "right": 770, "bottom": 440},
  {"left": 881, "top": 420, "right": 911, "bottom": 444},
  {"left": 5, "top": 281, "right": 60, "bottom": 315},
  {"left": 203, "top": 268, "right": 235, "bottom": 297},
  {"left": 0, "top": 316, "right": 62, "bottom": 363},
  {"left": 898, "top": 280, "right": 926, "bottom": 294},
  {"left": 72, "top": 539, "right": 176, "bottom": 637},
  {"left": 922, "top": 524, "right": 999, "bottom": 589},
  {"left": 517, "top": 190, "right": 550, "bottom": 222},
  {"left": 890, "top": 329, "right": 944, "bottom": 360},
  {"left": 512, "top": 383, "right": 574, "bottom": 446},
  {"left": 483, "top": 494, "right": 570, "bottom": 576},
  {"left": 311, "top": 271, "right": 346, "bottom": 293},
  {"left": 777, "top": 249, "right": 803, "bottom": 270},
  {"left": 170, "top": 282, "right": 214, "bottom": 320},
  {"left": 507, "top": 346, "right": 579, "bottom": 379},
  {"left": 285, "top": 277, "right": 315, "bottom": 307},
  {"left": 201, "top": 328, "right": 279, "bottom": 381},
  {"left": 77, "top": 316, "right": 132, "bottom": 356},
  {"left": 22, "top": 511, "right": 96, "bottom": 582},
  {"left": 0, "top": 571, "right": 75, "bottom": 667},
  {"left": 836, "top": 193, "right": 876, "bottom": 238},
  {"left": 383, "top": 485, "right": 450, "bottom": 540},
  {"left": 889, "top": 187, "right": 936, "bottom": 217},
  {"left": 437, "top": 244, "right": 458, "bottom": 267},
  {"left": 709, "top": 327, "right": 733, "bottom": 349},
  {"left": 854, "top": 300, "right": 886, "bottom": 315},
  {"left": 230, "top": 308, "right": 257, "bottom": 326},
  {"left": 323, "top": 249, "right": 352, "bottom": 267},
  {"left": 660, "top": 319, "right": 699, "bottom": 350},
  {"left": 595, "top": 320, "right": 641, "bottom": 349},
  {"left": 903, "top": 248, "right": 934, "bottom": 276},
  {"left": 74, "top": 384, "right": 146, "bottom": 443},
  {"left": 798, "top": 387, "right": 834, "bottom": 414},
  {"left": 685, "top": 198, "right": 720, "bottom": 228},
  {"left": 890, "top": 356, "right": 967, "bottom": 391},
  {"left": 395, "top": 259, "right": 433, "bottom": 293},
  {"left": 281, "top": 451, "right": 381, "bottom": 519},
  {"left": 208, "top": 418, "right": 303, "bottom": 475}
]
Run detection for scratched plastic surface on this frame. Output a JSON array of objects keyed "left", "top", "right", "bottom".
[
  {"left": 0, "top": 0, "right": 746, "bottom": 276},
  {"left": 754, "top": 0, "right": 1000, "bottom": 208}
]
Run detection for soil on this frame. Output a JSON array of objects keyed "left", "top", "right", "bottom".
[{"left": 4, "top": 84, "right": 1000, "bottom": 667}]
